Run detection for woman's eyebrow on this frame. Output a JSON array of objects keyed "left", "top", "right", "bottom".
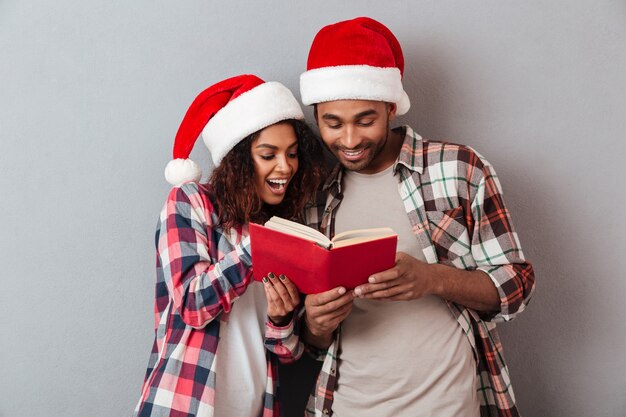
[{"left": 255, "top": 140, "right": 298, "bottom": 149}]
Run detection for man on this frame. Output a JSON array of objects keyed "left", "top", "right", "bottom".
[{"left": 299, "top": 17, "right": 535, "bottom": 417}]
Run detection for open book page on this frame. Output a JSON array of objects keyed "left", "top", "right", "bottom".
[
  {"left": 331, "top": 227, "right": 396, "bottom": 248},
  {"left": 264, "top": 216, "right": 331, "bottom": 247}
]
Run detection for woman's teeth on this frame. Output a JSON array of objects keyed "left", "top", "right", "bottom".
[{"left": 267, "top": 179, "right": 287, "bottom": 189}]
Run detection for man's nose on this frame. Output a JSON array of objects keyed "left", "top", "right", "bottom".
[{"left": 342, "top": 124, "right": 361, "bottom": 149}]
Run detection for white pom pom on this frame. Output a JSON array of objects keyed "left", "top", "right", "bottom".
[
  {"left": 396, "top": 90, "right": 411, "bottom": 115},
  {"left": 164, "top": 158, "right": 202, "bottom": 186}
]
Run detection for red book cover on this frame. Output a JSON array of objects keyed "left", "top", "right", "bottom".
[{"left": 249, "top": 222, "right": 397, "bottom": 294}]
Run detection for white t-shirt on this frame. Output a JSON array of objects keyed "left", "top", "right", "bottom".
[
  {"left": 332, "top": 165, "right": 479, "bottom": 417},
  {"left": 212, "top": 281, "right": 268, "bottom": 417}
]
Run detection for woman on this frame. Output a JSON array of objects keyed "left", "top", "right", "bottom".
[{"left": 134, "top": 74, "right": 325, "bottom": 417}]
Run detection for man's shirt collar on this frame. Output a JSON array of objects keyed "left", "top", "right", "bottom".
[{"left": 393, "top": 125, "right": 424, "bottom": 175}]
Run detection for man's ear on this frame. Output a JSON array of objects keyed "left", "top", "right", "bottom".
[{"left": 387, "top": 102, "right": 397, "bottom": 122}]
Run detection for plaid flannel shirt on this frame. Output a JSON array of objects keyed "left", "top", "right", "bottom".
[
  {"left": 134, "top": 182, "right": 302, "bottom": 417},
  {"left": 304, "top": 126, "right": 535, "bottom": 417}
]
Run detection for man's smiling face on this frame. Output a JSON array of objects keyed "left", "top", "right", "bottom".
[{"left": 316, "top": 99, "right": 397, "bottom": 174}]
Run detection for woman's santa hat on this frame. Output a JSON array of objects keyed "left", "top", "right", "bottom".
[
  {"left": 300, "top": 17, "right": 410, "bottom": 115},
  {"left": 164, "top": 74, "right": 304, "bottom": 186}
]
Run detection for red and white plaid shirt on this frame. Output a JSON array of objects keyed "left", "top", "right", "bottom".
[
  {"left": 134, "top": 182, "right": 302, "bottom": 417},
  {"left": 304, "top": 126, "right": 535, "bottom": 417}
]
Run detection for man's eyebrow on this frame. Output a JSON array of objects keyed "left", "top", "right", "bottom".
[
  {"left": 321, "top": 109, "right": 379, "bottom": 121},
  {"left": 353, "top": 109, "right": 378, "bottom": 119},
  {"left": 321, "top": 114, "right": 341, "bottom": 121}
]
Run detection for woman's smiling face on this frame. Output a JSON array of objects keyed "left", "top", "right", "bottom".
[{"left": 251, "top": 122, "right": 299, "bottom": 205}]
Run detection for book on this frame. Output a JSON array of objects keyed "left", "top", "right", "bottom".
[{"left": 249, "top": 216, "right": 398, "bottom": 294}]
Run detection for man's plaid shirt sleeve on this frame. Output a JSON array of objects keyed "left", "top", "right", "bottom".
[
  {"left": 158, "top": 183, "right": 253, "bottom": 328},
  {"left": 468, "top": 154, "right": 535, "bottom": 322}
]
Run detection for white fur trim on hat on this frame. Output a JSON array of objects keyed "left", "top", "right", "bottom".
[
  {"left": 202, "top": 82, "right": 304, "bottom": 166},
  {"left": 300, "top": 65, "right": 410, "bottom": 115},
  {"left": 164, "top": 158, "right": 202, "bottom": 186}
]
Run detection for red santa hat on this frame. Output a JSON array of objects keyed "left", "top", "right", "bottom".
[
  {"left": 300, "top": 17, "right": 410, "bottom": 115},
  {"left": 164, "top": 74, "right": 304, "bottom": 186}
]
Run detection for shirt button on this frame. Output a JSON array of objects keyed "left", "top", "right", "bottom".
[
  {"left": 330, "top": 368, "right": 336, "bottom": 375},
  {"left": 323, "top": 409, "right": 330, "bottom": 415}
]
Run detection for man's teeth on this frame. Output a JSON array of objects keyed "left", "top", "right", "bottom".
[{"left": 343, "top": 149, "right": 364, "bottom": 156}]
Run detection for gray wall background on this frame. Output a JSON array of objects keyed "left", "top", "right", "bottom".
[{"left": 1, "top": 1, "right": 625, "bottom": 416}]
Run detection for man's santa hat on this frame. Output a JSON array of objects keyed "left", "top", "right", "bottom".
[
  {"left": 164, "top": 74, "right": 304, "bottom": 186},
  {"left": 300, "top": 17, "right": 410, "bottom": 115}
]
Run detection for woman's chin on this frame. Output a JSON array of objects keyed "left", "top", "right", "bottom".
[
  {"left": 261, "top": 194, "right": 286, "bottom": 205},
  {"left": 259, "top": 181, "right": 289, "bottom": 205}
]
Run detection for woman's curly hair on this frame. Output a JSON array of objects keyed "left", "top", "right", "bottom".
[{"left": 209, "top": 119, "right": 326, "bottom": 230}]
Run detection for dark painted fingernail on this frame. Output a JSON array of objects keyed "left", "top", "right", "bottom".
[
  {"left": 268, "top": 272, "right": 276, "bottom": 279},
  {"left": 279, "top": 274, "right": 286, "bottom": 281},
  {"left": 262, "top": 277, "right": 269, "bottom": 283}
]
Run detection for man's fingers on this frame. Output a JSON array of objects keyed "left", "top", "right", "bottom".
[
  {"left": 368, "top": 267, "right": 400, "bottom": 285},
  {"left": 322, "top": 300, "right": 352, "bottom": 318},
  {"left": 306, "top": 302, "right": 353, "bottom": 334},
  {"left": 354, "top": 277, "right": 400, "bottom": 296},
  {"left": 307, "top": 286, "right": 349, "bottom": 306},
  {"left": 304, "top": 291, "right": 354, "bottom": 316},
  {"left": 354, "top": 282, "right": 387, "bottom": 296},
  {"left": 306, "top": 286, "right": 351, "bottom": 307},
  {"left": 395, "top": 252, "right": 406, "bottom": 262},
  {"left": 326, "top": 303, "right": 353, "bottom": 321},
  {"left": 363, "top": 283, "right": 409, "bottom": 300},
  {"left": 307, "top": 301, "right": 353, "bottom": 328},
  {"left": 365, "top": 252, "right": 409, "bottom": 284}
]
